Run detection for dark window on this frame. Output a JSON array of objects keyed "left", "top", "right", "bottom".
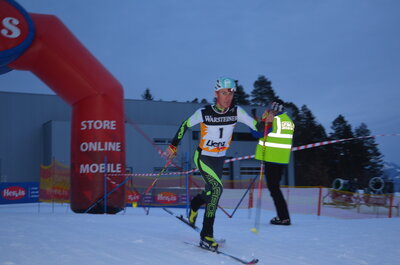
[
  {"left": 153, "top": 138, "right": 172, "bottom": 145},
  {"left": 192, "top": 131, "right": 200, "bottom": 140},
  {"left": 232, "top": 132, "right": 257, "bottom": 141},
  {"left": 240, "top": 167, "right": 261, "bottom": 175}
]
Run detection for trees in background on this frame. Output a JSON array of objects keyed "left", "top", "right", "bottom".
[
  {"left": 293, "top": 105, "right": 329, "bottom": 186},
  {"left": 233, "top": 84, "right": 250, "bottom": 106},
  {"left": 250, "top": 75, "right": 281, "bottom": 106},
  {"left": 141, "top": 88, "right": 153, "bottom": 100},
  {"left": 239, "top": 75, "right": 384, "bottom": 187},
  {"left": 352, "top": 123, "right": 384, "bottom": 188}
]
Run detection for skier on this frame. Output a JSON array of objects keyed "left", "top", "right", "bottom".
[
  {"left": 165, "top": 77, "right": 265, "bottom": 251},
  {"left": 253, "top": 102, "right": 295, "bottom": 225}
]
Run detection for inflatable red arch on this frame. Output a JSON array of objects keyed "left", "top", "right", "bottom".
[{"left": 0, "top": 0, "right": 126, "bottom": 213}]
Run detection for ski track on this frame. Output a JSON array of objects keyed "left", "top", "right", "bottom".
[{"left": 0, "top": 204, "right": 399, "bottom": 265}]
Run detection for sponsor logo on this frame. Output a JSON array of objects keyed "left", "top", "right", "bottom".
[
  {"left": 156, "top": 192, "right": 178, "bottom": 204},
  {"left": 204, "top": 115, "right": 237, "bottom": 123},
  {"left": 127, "top": 192, "right": 140, "bottom": 202},
  {"left": 0, "top": 0, "right": 31, "bottom": 51},
  {"left": 177, "top": 120, "right": 188, "bottom": 139},
  {"left": 223, "top": 79, "right": 231, "bottom": 87},
  {"left": 2, "top": 186, "right": 26, "bottom": 200},
  {"left": 282, "top": 121, "right": 294, "bottom": 130},
  {"left": 206, "top": 140, "right": 226, "bottom": 149},
  {"left": 1, "top": 17, "right": 21, "bottom": 38}
]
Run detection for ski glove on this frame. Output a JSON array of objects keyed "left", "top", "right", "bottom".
[
  {"left": 262, "top": 102, "right": 284, "bottom": 122},
  {"left": 165, "top": 144, "right": 177, "bottom": 161},
  {"left": 268, "top": 102, "right": 284, "bottom": 112}
]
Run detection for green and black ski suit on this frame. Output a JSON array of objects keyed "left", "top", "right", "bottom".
[{"left": 170, "top": 104, "right": 262, "bottom": 238}]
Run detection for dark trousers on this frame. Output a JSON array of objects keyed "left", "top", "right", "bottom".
[
  {"left": 191, "top": 148, "right": 224, "bottom": 238},
  {"left": 265, "top": 162, "right": 290, "bottom": 220}
]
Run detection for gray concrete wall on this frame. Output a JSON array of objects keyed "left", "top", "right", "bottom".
[{"left": 0, "top": 92, "right": 70, "bottom": 182}]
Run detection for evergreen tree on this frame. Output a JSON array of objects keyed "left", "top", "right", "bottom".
[
  {"left": 293, "top": 105, "right": 329, "bottom": 186},
  {"left": 353, "top": 123, "right": 384, "bottom": 189},
  {"left": 200, "top": 98, "right": 208, "bottom": 104},
  {"left": 250, "top": 75, "right": 281, "bottom": 106},
  {"left": 283, "top": 102, "right": 300, "bottom": 126},
  {"left": 141, "top": 88, "right": 153, "bottom": 100},
  {"left": 233, "top": 84, "right": 250, "bottom": 105},
  {"left": 327, "top": 115, "right": 356, "bottom": 185},
  {"left": 191, "top": 98, "right": 199, "bottom": 103},
  {"left": 242, "top": 76, "right": 386, "bottom": 189}
]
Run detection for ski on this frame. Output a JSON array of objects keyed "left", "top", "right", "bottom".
[
  {"left": 163, "top": 207, "right": 201, "bottom": 231},
  {"left": 184, "top": 241, "right": 259, "bottom": 265},
  {"left": 163, "top": 207, "right": 201, "bottom": 232},
  {"left": 163, "top": 208, "right": 225, "bottom": 245}
]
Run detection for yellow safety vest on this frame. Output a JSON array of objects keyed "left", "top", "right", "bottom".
[{"left": 255, "top": 113, "right": 295, "bottom": 164}]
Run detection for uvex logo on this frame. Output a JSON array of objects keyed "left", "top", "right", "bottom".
[
  {"left": 156, "top": 192, "right": 177, "bottom": 204},
  {"left": 2, "top": 186, "right": 26, "bottom": 200}
]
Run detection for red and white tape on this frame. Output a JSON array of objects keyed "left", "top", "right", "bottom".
[
  {"left": 109, "top": 133, "right": 399, "bottom": 178},
  {"left": 291, "top": 133, "right": 400, "bottom": 151}
]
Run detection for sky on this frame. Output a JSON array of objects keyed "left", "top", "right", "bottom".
[
  {"left": 1, "top": 0, "right": 399, "bottom": 164},
  {"left": 1, "top": 203, "right": 400, "bottom": 265}
]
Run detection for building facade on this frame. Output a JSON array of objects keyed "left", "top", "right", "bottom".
[{"left": 0, "top": 91, "right": 294, "bottom": 185}]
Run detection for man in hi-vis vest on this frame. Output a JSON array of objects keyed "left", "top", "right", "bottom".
[{"left": 254, "top": 102, "right": 295, "bottom": 225}]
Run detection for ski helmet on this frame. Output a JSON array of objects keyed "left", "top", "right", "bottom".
[{"left": 215, "top": 77, "right": 236, "bottom": 91}]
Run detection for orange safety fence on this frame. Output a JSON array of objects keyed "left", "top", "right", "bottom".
[{"left": 39, "top": 160, "right": 70, "bottom": 203}]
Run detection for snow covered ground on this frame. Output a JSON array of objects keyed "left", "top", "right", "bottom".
[{"left": 1, "top": 203, "right": 399, "bottom": 265}]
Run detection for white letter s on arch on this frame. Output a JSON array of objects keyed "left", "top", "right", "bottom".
[{"left": 1, "top": 17, "right": 21, "bottom": 39}]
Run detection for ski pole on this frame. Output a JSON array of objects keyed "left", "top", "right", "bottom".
[
  {"left": 143, "top": 160, "right": 172, "bottom": 194},
  {"left": 252, "top": 119, "right": 270, "bottom": 234},
  {"left": 228, "top": 175, "right": 258, "bottom": 218},
  {"left": 252, "top": 163, "right": 264, "bottom": 233},
  {"left": 140, "top": 160, "right": 172, "bottom": 214},
  {"left": 84, "top": 174, "right": 131, "bottom": 213}
]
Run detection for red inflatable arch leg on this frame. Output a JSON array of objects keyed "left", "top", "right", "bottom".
[{"left": 3, "top": 10, "right": 126, "bottom": 213}]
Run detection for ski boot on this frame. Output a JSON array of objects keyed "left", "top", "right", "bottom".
[
  {"left": 200, "top": 236, "right": 219, "bottom": 251},
  {"left": 188, "top": 209, "right": 198, "bottom": 227},
  {"left": 270, "top": 217, "right": 291, "bottom": 225}
]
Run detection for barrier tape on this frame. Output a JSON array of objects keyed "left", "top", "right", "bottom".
[
  {"left": 108, "top": 133, "right": 399, "bottom": 178},
  {"left": 291, "top": 133, "right": 400, "bottom": 151},
  {"left": 126, "top": 117, "right": 183, "bottom": 170}
]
